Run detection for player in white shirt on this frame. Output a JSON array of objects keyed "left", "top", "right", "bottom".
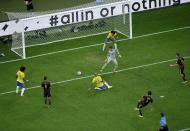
[{"left": 100, "top": 46, "right": 118, "bottom": 72}]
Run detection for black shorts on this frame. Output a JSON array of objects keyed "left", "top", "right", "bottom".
[
  {"left": 159, "top": 125, "right": 169, "bottom": 131},
  {"left": 179, "top": 66, "right": 184, "bottom": 74},
  {"left": 27, "top": 4, "right": 34, "bottom": 11},
  {"left": 44, "top": 91, "right": 51, "bottom": 97}
]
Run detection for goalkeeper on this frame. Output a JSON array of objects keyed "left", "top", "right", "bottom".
[
  {"left": 103, "top": 31, "right": 121, "bottom": 57},
  {"left": 90, "top": 73, "right": 112, "bottom": 91}
]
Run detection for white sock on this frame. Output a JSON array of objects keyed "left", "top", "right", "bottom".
[
  {"left": 101, "top": 63, "right": 108, "bottom": 71},
  {"left": 113, "top": 64, "right": 118, "bottom": 72},
  {"left": 102, "top": 43, "right": 106, "bottom": 51},
  {"left": 114, "top": 43, "right": 121, "bottom": 56},
  {"left": 21, "top": 88, "right": 25, "bottom": 96},
  {"left": 16, "top": 86, "right": 19, "bottom": 94},
  {"left": 104, "top": 81, "right": 110, "bottom": 87}
]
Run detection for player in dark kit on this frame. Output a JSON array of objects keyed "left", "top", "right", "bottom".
[
  {"left": 41, "top": 76, "right": 51, "bottom": 107},
  {"left": 135, "top": 91, "right": 153, "bottom": 117},
  {"left": 170, "top": 53, "right": 187, "bottom": 84},
  {"left": 24, "top": 0, "right": 34, "bottom": 11}
]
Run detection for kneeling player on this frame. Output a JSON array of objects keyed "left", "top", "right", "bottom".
[
  {"left": 41, "top": 76, "right": 51, "bottom": 107},
  {"left": 135, "top": 91, "right": 153, "bottom": 117},
  {"left": 90, "top": 73, "right": 112, "bottom": 91}
]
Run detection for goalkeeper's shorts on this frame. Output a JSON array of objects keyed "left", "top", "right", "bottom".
[{"left": 105, "top": 38, "right": 115, "bottom": 43}]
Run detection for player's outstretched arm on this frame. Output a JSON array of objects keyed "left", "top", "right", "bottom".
[
  {"left": 24, "top": 78, "right": 29, "bottom": 82},
  {"left": 169, "top": 64, "right": 177, "bottom": 67}
]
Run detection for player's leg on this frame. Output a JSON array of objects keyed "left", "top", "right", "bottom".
[
  {"left": 44, "top": 97, "right": 47, "bottom": 104},
  {"left": 44, "top": 92, "right": 47, "bottom": 104},
  {"left": 16, "top": 82, "right": 20, "bottom": 94},
  {"left": 113, "top": 39, "right": 121, "bottom": 57},
  {"left": 20, "top": 83, "right": 25, "bottom": 96},
  {"left": 135, "top": 101, "right": 143, "bottom": 117},
  {"left": 112, "top": 59, "right": 118, "bottom": 72},
  {"left": 20, "top": 88, "right": 25, "bottom": 96},
  {"left": 48, "top": 97, "right": 51, "bottom": 105},
  {"left": 180, "top": 67, "right": 187, "bottom": 83},
  {"left": 104, "top": 81, "right": 112, "bottom": 89},
  {"left": 138, "top": 108, "right": 143, "bottom": 117},
  {"left": 47, "top": 92, "right": 51, "bottom": 106},
  {"left": 101, "top": 58, "right": 111, "bottom": 72},
  {"left": 20, "top": 87, "right": 25, "bottom": 96}
]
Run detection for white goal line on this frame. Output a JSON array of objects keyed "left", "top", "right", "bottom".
[
  {"left": 0, "top": 25, "right": 190, "bottom": 64},
  {"left": 179, "top": 128, "right": 190, "bottom": 131},
  {"left": 0, "top": 55, "right": 190, "bottom": 96}
]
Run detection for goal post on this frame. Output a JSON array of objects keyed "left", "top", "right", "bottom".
[
  {"left": 11, "top": 20, "right": 26, "bottom": 59},
  {"left": 9, "top": 0, "right": 132, "bottom": 59}
]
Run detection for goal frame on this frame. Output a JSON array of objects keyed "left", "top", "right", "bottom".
[{"left": 12, "top": 0, "right": 133, "bottom": 59}]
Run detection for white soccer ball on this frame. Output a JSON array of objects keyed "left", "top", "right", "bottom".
[{"left": 77, "top": 71, "right": 82, "bottom": 75}]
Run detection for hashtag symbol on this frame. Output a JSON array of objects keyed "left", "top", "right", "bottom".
[{"left": 49, "top": 15, "right": 59, "bottom": 26}]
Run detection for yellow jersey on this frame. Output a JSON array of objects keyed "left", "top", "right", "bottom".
[
  {"left": 16, "top": 70, "right": 25, "bottom": 83},
  {"left": 92, "top": 75, "right": 104, "bottom": 88},
  {"left": 107, "top": 32, "right": 117, "bottom": 39}
]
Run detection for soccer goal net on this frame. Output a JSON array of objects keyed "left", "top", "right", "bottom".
[{"left": 5, "top": 0, "right": 132, "bottom": 59}]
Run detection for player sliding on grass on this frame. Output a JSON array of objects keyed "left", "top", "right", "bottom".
[
  {"left": 134, "top": 91, "right": 153, "bottom": 117},
  {"left": 170, "top": 53, "right": 187, "bottom": 84},
  {"left": 100, "top": 46, "right": 119, "bottom": 72},
  {"left": 89, "top": 73, "right": 112, "bottom": 91},
  {"left": 103, "top": 31, "right": 121, "bottom": 57},
  {"left": 16, "top": 66, "right": 28, "bottom": 96},
  {"left": 41, "top": 76, "right": 52, "bottom": 108}
]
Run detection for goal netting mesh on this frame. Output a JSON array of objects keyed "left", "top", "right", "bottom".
[{"left": 4, "top": 0, "right": 131, "bottom": 59}]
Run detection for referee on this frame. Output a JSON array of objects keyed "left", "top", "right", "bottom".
[
  {"left": 159, "top": 112, "right": 169, "bottom": 131},
  {"left": 24, "top": 0, "right": 34, "bottom": 11},
  {"left": 41, "top": 76, "right": 51, "bottom": 108}
]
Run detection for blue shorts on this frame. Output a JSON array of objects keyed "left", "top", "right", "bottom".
[
  {"left": 105, "top": 38, "right": 115, "bottom": 43},
  {"left": 98, "top": 85, "right": 107, "bottom": 91},
  {"left": 17, "top": 82, "right": 25, "bottom": 88}
]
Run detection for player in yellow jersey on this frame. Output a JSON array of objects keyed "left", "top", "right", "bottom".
[
  {"left": 90, "top": 73, "right": 112, "bottom": 91},
  {"left": 103, "top": 31, "right": 121, "bottom": 57},
  {"left": 16, "top": 66, "right": 28, "bottom": 96}
]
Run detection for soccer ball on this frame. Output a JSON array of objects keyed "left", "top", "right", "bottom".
[{"left": 77, "top": 71, "right": 82, "bottom": 76}]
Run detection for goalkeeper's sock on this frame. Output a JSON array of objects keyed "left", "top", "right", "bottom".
[
  {"left": 21, "top": 88, "right": 25, "bottom": 96},
  {"left": 102, "top": 43, "right": 106, "bottom": 51},
  {"left": 113, "top": 65, "right": 118, "bottom": 72},
  {"left": 101, "top": 63, "right": 107, "bottom": 71},
  {"left": 114, "top": 43, "right": 118, "bottom": 50},
  {"left": 114, "top": 43, "right": 121, "bottom": 57},
  {"left": 16, "top": 86, "right": 19, "bottom": 94}
]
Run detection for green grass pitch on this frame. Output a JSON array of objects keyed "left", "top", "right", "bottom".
[{"left": 0, "top": 1, "right": 190, "bottom": 131}]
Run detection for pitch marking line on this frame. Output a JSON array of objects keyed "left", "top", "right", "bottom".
[
  {"left": 0, "top": 25, "right": 190, "bottom": 64},
  {"left": 179, "top": 128, "right": 190, "bottom": 131},
  {"left": 0, "top": 55, "right": 190, "bottom": 96}
]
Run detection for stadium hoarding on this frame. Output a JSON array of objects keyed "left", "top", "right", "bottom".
[{"left": 0, "top": 0, "right": 189, "bottom": 37}]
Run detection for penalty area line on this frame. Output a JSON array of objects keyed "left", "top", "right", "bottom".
[
  {"left": 179, "top": 128, "right": 190, "bottom": 131},
  {"left": 0, "top": 25, "right": 190, "bottom": 64},
  {"left": 1, "top": 55, "right": 190, "bottom": 96}
]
